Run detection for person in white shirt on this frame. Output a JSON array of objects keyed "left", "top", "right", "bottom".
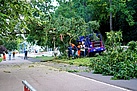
[{"left": 80, "top": 41, "right": 86, "bottom": 57}]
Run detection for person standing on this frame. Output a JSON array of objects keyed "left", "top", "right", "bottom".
[
  {"left": 13, "top": 51, "right": 15, "bottom": 59},
  {"left": 3, "top": 52, "right": 6, "bottom": 61},
  {"left": 80, "top": 42, "right": 86, "bottom": 57},
  {"left": 70, "top": 43, "right": 77, "bottom": 58},
  {"left": 24, "top": 50, "right": 28, "bottom": 60},
  {"left": 68, "top": 45, "right": 72, "bottom": 59},
  {"left": 8, "top": 51, "right": 11, "bottom": 60},
  {"left": 77, "top": 42, "right": 81, "bottom": 57}
]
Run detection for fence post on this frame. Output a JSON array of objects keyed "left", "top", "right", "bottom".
[{"left": 22, "top": 80, "right": 37, "bottom": 91}]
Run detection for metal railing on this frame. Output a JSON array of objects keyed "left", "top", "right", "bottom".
[{"left": 22, "top": 80, "right": 37, "bottom": 91}]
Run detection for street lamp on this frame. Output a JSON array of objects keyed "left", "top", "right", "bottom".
[{"left": 53, "top": 36, "right": 58, "bottom": 57}]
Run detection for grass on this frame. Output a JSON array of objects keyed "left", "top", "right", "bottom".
[
  {"left": 35, "top": 56, "right": 91, "bottom": 66},
  {"left": 64, "top": 58, "right": 91, "bottom": 67},
  {"left": 53, "top": 56, "right": 103, "bottom": 67},
  {"left": 35, "top": 56, "right": 54, "bottom": 62},
  {"left": 34, "top": 55, "right": 104, "bottom": 74},
  {"left": 35, "top": 55, "right": 103, "bottom": 68},
  {"left": 53, "top": 58, "right": 91, "bottom": 67},
  {"left": 67, "top": 70, "right": 79, "bottom": 73}
]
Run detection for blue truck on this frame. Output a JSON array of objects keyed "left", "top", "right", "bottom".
[{"left": 78, "top": 33, "right": 105, "bottom": 56}]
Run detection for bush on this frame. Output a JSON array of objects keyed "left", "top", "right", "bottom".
[
  {"left": 90, "top": 31, "right": 137, "bottom": 80},
  {"left": 0, "top": 57, "right": 2, "bottom": 62}
]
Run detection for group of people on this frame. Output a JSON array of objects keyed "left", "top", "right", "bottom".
[
  {"left": 2, "top": 50, "right": 28, "bottom": 61},
  {"left": 68, "top": 41, "right": 88, "bottom": 59},
  {"left": 2, "top": 51, "right": 15, "bottom": 61}
]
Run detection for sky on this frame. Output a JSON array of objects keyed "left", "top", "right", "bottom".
[
  {"left": 26, "top": 0, "right": 59, "bottom": 6},
  {"left": 51, "top": 0, "right": 59, "bottom": 6}
]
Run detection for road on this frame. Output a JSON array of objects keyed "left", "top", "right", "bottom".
[{"left": 0, "top": 53, "right": 135, "bottom": 91}]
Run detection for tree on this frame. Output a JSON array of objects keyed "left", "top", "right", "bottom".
[
  {"left": 114, "top": 0, "right": 137, "bottom": 42},
  {"left": 0, "top": 0, "right": 37, "bottom": 50},
  {"left": 86, "top": 0, "right": 136, "bottom": 43},
  {"left": 4, "top": 40, "right": 18, "bottom": 51},
  {"left": 0, "top": 0, "right": 33, "bottom": 36},
  {"left": 56, "top": 0, "right": 93, "bottom": 22},
  {"left": 26, "top": 0, "right": 55, "bottom": 47},
  {"left": 109, "top": 0, "right": 113, "bottom": 30}
]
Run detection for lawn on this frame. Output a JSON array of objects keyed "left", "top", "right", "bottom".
[
  {"left": 35, "top": 56, "right": 55, "bottom": 62},
  {"left": 54, "top": 58, "right": 92, "bottom": 67},
  {"left": 35, "top": 55, "right": 103, "bottom": 67}
]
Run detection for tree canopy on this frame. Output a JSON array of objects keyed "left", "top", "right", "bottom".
[{"left": 0, "top": 0, "right": 137, "bottom": 53}]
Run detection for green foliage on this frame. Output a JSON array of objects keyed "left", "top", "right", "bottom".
[
  {"left": 88, "top": 21, "right": 100, "bottom": 32},
  {"left": 0, "top": 39, "right": 4, "bottom": 45},
  {"left": 25, "top": 0, "right": 55, "bottom": 47},
  {"left": 1, "top": 0, "right": 137, "bottom": 48},
  {"left": 0, "top": 0, "right": 33, "bottom": 37},
  {"left": 56, "top": 0, "right": 92, "bottom": 22},
  {"left": 27, "top": 12, "right": 88, "bottom": 55},
  {"left": 105, "top": 30, "right": 122, "bottom": 48},
  {"left": 0, "top": 57, "right": 2, "bottom": 62},
  {"left": 4, "top": 40, "right": 18, "bottom": 51},
  {"left": 90, "top": 31, "right": 137, "bottom": 80},
  {"left": 127, "top": 41, "right": 137, "bottom": 52}
]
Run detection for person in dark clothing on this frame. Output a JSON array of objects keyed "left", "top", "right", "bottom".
[
  {"left": 68, "top": 45, "right": 72, "bottom": 59},
  {"left": 70, "top": 43, "right": 77, "bottom": 58},
  {"left": 85, "top": 44, "right": 88, "bottom": 57},
  {"left": 24, "top": 51, "right": 28, "bottom": 59},
  {"left": 13, "top": 51, "right": 15, "bottom": 59}
]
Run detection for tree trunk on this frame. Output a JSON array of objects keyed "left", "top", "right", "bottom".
[{"left": 109, "top": 0, "right": 113, "bottom": 30}]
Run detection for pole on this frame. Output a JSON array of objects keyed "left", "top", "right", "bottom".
[
  {"left": 53, "top": 36, "right": 56, "bottom": 51},
  {"left": 22, "top": 80, "right": 36, "bottom": 91}
]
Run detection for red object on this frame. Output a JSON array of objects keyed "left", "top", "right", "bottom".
[
  {"left": 24, "top": 86, "right": 30, "bottom": 91},
  {"left": 3, "top": 54, "right": 6, "bottom": 61},
  {"left": 77, "top": 45, "right": 81, "bottom": 56}
]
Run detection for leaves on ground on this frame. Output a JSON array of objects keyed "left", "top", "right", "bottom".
[
  {"left": 3, "top": 70, "right": 11, "bottom": 73},
  {"left": 28, "top": 65, "right": 34, "bottom": 68}
]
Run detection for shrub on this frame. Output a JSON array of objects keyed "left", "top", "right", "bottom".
[
  {"left": 0, "top": 57, "right": 2, "bottom": 62},
  {"left": 90, "top": 31, "right": 137, "bottom": 80}
]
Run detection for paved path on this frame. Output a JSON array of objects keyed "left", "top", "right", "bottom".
[{"left": 0, "top": 55, "right": 135, "bottom": 91}]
